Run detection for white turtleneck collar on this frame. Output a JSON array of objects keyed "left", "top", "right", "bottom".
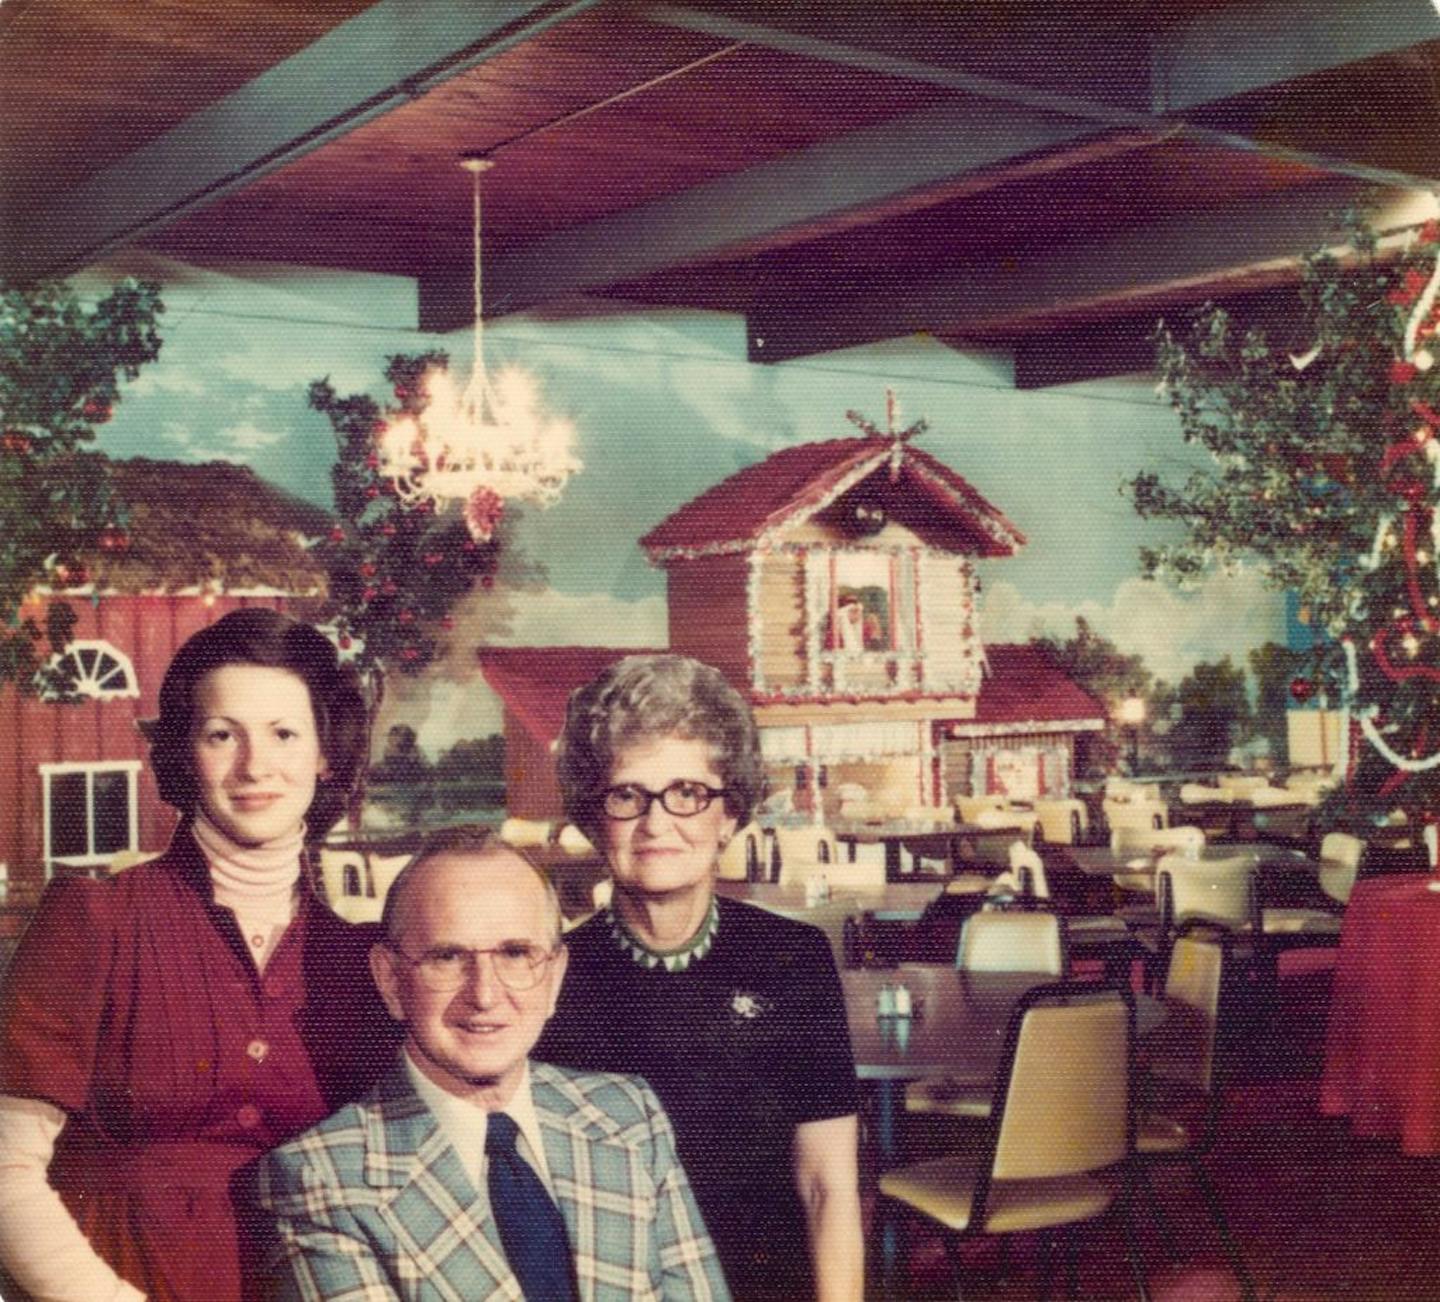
[{"left": 192, "top": 809, "right": 304, "bottom": 970}]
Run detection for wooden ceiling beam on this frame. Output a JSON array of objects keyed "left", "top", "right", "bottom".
[
  {"left": 1007, "top": 288, "right": 1311, "bottom": 390},
  {"left": 643, "top": 1, "right": 1440, "bottom": 192},
  {"left": 1153, "top": 0, "right": 1440, "bottom": 113},
  {"left": 745, "top": 183, "right": 1437, "bottom": 365},
  {"left": 423, "top": 99, "right": 1115, "bottom": 330},
  {"left": 0, "top": 0, "right": 604, "bottom": 285}
]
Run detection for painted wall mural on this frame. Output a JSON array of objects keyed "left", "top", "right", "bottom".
[{"left": 73, "top": 251, "right": 1286, "bottom": 763}]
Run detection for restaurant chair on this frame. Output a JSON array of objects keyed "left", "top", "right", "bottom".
[
  {"left": 804, "top": 861, "right": 887, "bottom": 894},
  {"left": 1105, "top": 800, "right": 1169, "bottom": 835},
  {"left": 717, "top": 822, "right": 766, "bottom": 881},
  {"left": 316, "top": 848, "right": 367, "bottom": 907},
  {"left": 905, "top": 908, "right": 1067, "bottom": 1121},
  {"left": 1149, "top": 852, "right": 1260, "bottom": 996},
  {"left": 367, "top": 852, "right": 410, "bottom": 911},
  {"left": 773, "top": 823, "right": 841, "bottom": 887},
  {"left": 555, "top": 823, "right": 596, "bottom": 856},
  {"left": 955, "top": 793, "right": 1011, "bottom": 824},
  {"left": 1317, "top": 832, "right": 1365, "bottom": 905},
  {"left": 1134, "top": 933, "right": 1258, "bottom": 1302},
  {"left": 1016, "top": 843, "right": 1137, "bottom": 981},
  {"left": 499, "top": 816, "right": 553, "bottom": 848},
  {"left": 882, "top": 983, "right": 1148, "bottom": 1301},
  {"left": 1251, "top": 832, "right": 1351, "bottom": 973},
  {"left": 958, "top": 910, "right": 1067, "bottom": 976},
  {"left": 1033, "top": 797, "right": 1089, "bottom": 845}
]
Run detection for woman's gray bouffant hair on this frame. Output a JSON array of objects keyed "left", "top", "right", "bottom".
[{"left": 557, "top": 655, "right": 763, "bottom": 841}]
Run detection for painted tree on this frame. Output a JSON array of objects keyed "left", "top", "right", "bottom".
[
  {"left": 309, "top": 352, "right": 537, "bottom": 815},
  {"left": 1031, "top": 617, "right": 1154, "bottom": 773},
  {"left": 1134, "top": 208, "right": 1440, "bottom": 831},
  {"left": 0, "top": 278, "right": 164, "bottom": 691}
]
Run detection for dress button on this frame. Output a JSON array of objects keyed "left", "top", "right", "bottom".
[
  {"left": 247, "top": 1039, "right": 269, "bottom": 1063},
  {"left": 236, "top": 1104, "right": 261, "bottom": 1129}
]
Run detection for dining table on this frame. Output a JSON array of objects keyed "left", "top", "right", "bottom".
[
  {"left": 832, "top": 819, "right": 996, "bottom": 880},
  {"left": 842, "top": 963, "right": 1166, "bottom": 1284},
  {"left": 1320, "top": 874, "right": 1440, "bottom": 1155}
]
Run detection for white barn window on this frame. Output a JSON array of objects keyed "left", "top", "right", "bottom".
[
  {"left": 42, "top": 640, "right": 140, "bottom": 700},
  {"left": 40, "top": 761, "right": 141, "bottom": 878}
]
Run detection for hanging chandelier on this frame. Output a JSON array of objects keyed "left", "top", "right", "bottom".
[{"left": 374, "top": 155, "right": 581, "bottom": 538}]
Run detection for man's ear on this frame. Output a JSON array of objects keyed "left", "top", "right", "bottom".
[
  {"left": 369, "top": 941, "right": 406, "bottom": 1022},
  {"left": 544, "top": 942, "right": 569, "bottom": 1020}
]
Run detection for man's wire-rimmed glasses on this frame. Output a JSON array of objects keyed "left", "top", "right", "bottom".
[
  {"left": 601, "top": 780, "right": 729, "bottom": 821},
  {"left": 388, "top": 941, "right": 559, "bottom": 992}
]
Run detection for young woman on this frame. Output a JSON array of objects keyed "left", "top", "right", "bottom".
[{"left": 0, "top": 609, "right": 397, "bottom": 1301}]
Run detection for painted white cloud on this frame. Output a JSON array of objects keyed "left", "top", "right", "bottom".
[
  {"left": 125, "top": 370, "right": 208, "bottom": 398},
  {"left": 484, "top": 587, "right": 668, "bottom": 649},
  {"left": 215, "top": 420, "right": 285, "bottom": 451},
  {"left": 979, "top": 569, "right": 1285, "bottom": 685}
]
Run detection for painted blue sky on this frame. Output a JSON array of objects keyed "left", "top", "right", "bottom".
[{"left": 80, "top": 253, "right": 1284, "bottom": 754}]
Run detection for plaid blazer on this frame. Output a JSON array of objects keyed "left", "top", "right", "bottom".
[{"left": 256, "top": 1058, "right": 729, "bottom": 1301}]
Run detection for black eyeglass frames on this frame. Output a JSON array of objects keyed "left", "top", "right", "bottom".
[{"left": 600, "top": 780, "right": 729, "bottom": 821}]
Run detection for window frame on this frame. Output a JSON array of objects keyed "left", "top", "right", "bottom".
[
  {"left": 41, "top": 639, "right": 141, "bottom": 701},
  {"left": 39, "top": 760, "right": 142, "bottom": 878}
]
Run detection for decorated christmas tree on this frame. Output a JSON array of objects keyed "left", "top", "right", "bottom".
[
  {"left": 1133, "top": 208, "right": 1440, "bottom": 837},
  {"left": 0, "top": 278, "right": 164, "bottom": 690}
]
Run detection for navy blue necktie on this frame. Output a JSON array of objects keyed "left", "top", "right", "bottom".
[{"left": 485, "top": 1111, "right": 578, "bottom": 1302}]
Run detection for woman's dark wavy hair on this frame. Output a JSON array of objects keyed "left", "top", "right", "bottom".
[
  {"left": 147, "top": 608, "right": 366, "bottom": 839},
  {"left": 557, "top": 654, "right": 763, "bottom": 844}
]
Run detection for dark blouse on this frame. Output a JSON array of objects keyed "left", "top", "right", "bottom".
[
  {"left": 536, "top": 896, "right": 858, "bottom": 1300},
  {"left": 0, "top": 831, "right": 398, "bottom": 1301}
]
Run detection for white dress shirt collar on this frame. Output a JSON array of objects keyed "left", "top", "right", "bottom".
[{"left": 402, "top": 1053, "right": 553, "bottom": 1194}]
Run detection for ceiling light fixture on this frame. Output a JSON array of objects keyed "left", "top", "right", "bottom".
[{"left": 374, "top": 155, "right": 581, "bottom": 539}]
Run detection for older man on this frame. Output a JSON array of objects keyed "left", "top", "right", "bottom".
[{"left": 257, "top": 827, "right": 728, "bottom": 1301}]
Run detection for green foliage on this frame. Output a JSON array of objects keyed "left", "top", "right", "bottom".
[
  {"left": 1249, "top": 641, "right": 1310, "bottom": 760},
  {"left": 1032, "top": 617, "right": 1153, "bottom": 772},
  {"left": 1134, "top": 205, "right": 1440, "bottom": 825},
  {"left": 1159, "top": 657, "right": 1254, "bottom": 771},
  {"left": 309, "top": 352, "right": 504, "bottom": 687},
  {"left": 0, "top": 278, "right": 164, "bottom": 689}
]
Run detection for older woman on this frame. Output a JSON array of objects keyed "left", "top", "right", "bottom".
[
  {"left": 536, "top": 654, "right": 863, "bottom": 1302},
  {"left": 0, "top": 609, "right": 397, "bottom": 1301}
]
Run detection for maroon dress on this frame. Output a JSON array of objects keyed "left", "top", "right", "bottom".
[{"left": 0, "top": 830, "right": 399, "bottom": 1301}]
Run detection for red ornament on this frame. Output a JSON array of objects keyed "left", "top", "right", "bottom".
[
  {"left": 397, "top": 609, "right": 415, "bottom": 624},
  {"left": 399, "top": 647, "right": 420, "bottom": 662},
  {"left": 394, "top": 385, "right": 410, "bottom": 401},
  {"left": 82, "top": 398, "right": 112, "bottom": 423},
  {"left": 2, "top": 430, "right": 32, "bottom": 454},
  {"left": 440, "top": 615, "right": 455, "bottom": 630},
  {"left": 381, "top": 523, "right": 397, "bottom": 537},
  {"left": 365, "top": 486, "right": 381, "bottom": 499},
  {"left": 1423, "top": 219, "right": 1440, "bottom": 245},
  {"left": 480, "top": 574, "right": 495, "bottom": 590},
  {"left": 464, "top": 486, "right": 505, "bottom": 542},
  {"left": 365, "top": 453, "right": 380, "bottom": 469},
  {"left": 381, "top": 579, "right": 398, "bottom": 596},
  {"left": 1288, "top": 676, "right": 1315, "bottom": 704},
  {"left": 361, "top": 586, "right": 378, "bottom": 602},
  {"left": 97, "top": 526, "right": 130, "bottom": 553},
  {"left": 461, "top": 539, "right": 478, "bottom": 553},
  {"left": 329, "top": 526, "right": 346, "bottom": 543},
  {"left": 338, "top": 635, "right": 352, "bottom": 649},
  {"left": 423, "top": 552, "right": 444, "bottom": 566},
  {"left": 359, "top": 562, "right": 378, "bottom": 578},
  {"left": 1390, "top": 359, "right": 1420, "bottom": 386}
]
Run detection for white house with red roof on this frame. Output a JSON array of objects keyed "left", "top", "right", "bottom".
[{"left": 480, "top": 429, "right": 1105, "bottom": 820}]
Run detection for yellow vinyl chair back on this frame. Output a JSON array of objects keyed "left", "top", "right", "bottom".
[
  {"left": 1318, "top": 832, "right": 1365, "bottom": 905},
  {"left": 991, "top": 992, "right": 1131, "bottom": 1182},
  {"left": 1150, "top": 934, "right": 1224, "bottom": 1095},
  {"left": 1158, "top": 851, "right": 1256, "bottom": 932},
  {"left": 957, "top": 911, "right": 1065, "bottom": 975}
]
